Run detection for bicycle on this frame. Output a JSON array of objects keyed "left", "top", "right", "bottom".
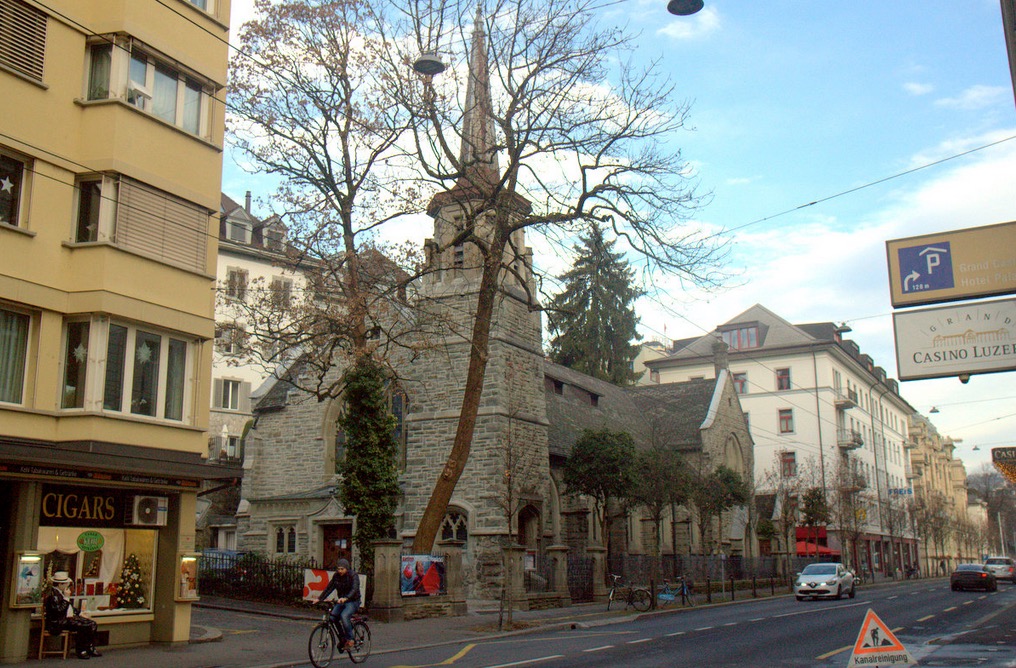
[
  {"left": 606, "top": 573, "right": 652, "bottom": 612},
  {"left": 308, "top": 605, "right": 371, "bottom": 666},
  {"left": 657, "top": 576, "right": 695, "bottom": 607}
]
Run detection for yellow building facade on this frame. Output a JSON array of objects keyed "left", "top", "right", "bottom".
[{"left": 0, "top": 0, "right": 233, "bottom": 661}]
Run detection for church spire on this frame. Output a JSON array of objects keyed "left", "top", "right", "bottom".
[{"left": 458, "top": 3, "right": 499, "bottom": 188}]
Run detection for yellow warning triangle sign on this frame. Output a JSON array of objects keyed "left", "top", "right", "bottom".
[{"left": 847, "top": 608, "right": 916, "bottom": 667}]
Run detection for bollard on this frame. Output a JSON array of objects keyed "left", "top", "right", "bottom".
[
  {"left": 752, "top": 576, "right": 757, "bottom": 598},
  {"left": 730, "top": 576, "right": 735, "bottom": 601},
  {"left": 706, "top": 576, "right": 712, "bottom": 604}
]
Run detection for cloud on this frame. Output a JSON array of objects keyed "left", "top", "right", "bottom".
[
  {"left": 656, "top": 6, "right": 720, "bottom": 40},
  {"left": 903, "top": 82, "right": 934, "bottom": 96},
  {"left": 934, "top": 85, "right": 1008, "bottom": 110}
]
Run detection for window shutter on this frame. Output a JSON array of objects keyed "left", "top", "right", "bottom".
[
  {"left": 0, "top": 0, "right": 47, "bottom": 82},
  {"left": 239, "top": 382, "right": 251, "bottom": 413},
  {"left": 117, "top": 177, "right": 209, "bottom": 273},
  {"left": 212, "top": 378, "right": 223, "bottom": 408}
]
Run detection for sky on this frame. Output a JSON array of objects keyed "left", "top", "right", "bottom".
[{"left": 225, "top": 1, "right": 1016, "bottom": 474}]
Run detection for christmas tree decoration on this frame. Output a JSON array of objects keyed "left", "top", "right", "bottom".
[{"left": 116, "top": 553, "right": 147, "bottom": 609}]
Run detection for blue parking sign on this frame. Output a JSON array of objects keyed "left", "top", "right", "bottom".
[{"left": 897, "top": 242, "right": 954, "bottom": 294}]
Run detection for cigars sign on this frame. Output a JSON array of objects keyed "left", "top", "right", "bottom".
[
  {"left": 893, "top": 298, "right": 1016, "bottom": 381},
  {"left": 40, "top": 485, "right": 128, "bottom": 528}
]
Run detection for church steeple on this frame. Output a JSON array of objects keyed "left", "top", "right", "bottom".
[{"left": 426, "top": 6, "right": 530, "bottom": 217}]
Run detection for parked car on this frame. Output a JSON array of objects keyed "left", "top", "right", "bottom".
[
  {"left": 983, "top": 556, "right": 1015, "bottom": 583},
  {"left": 794, "top": 562, "right": 856, "bottom": 600},
  {"left": 950, "top": 563, "right": 997, "bottom": 592}
]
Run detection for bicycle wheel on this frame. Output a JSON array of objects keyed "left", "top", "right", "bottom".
[
  {"left": 684, "top": 587, "right": 696, "bottom": 606},
  {"left": 347, "top": 620, "right": 371, "bottom": 664},
  {"left": 308, "top": 622, "right": 337, "bottom": 668},
  {"left": 631, "top": 588, "right": 652, "bottom": 612}
]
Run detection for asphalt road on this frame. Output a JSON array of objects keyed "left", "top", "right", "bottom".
[{"left": 354, "top": 581, "right": 1016, "bottom": 668}]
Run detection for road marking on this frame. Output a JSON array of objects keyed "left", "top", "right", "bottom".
[
  {"left": 627, "top": 638, "right": 653, "bottom": 644},
  {"left": 944, "top": 606, "right": 957, "bottom": 612},
  {"left": 917, "top": 615, "right": 935, "bottom": 622},
  {"left": 666, "top": 631, "right": 686, "bottom": 637},
  {"left": 723, "top": 622, "right": 737, "bottom": 627},
  {"left": 484, "top": 656, "right": 565, "bottom": 668},
  {"left": 388, "top": 643, "right": 477, "bottom": 667},
  {"left": 911, "top": 591, "right": 920, "bottom": 595},
  {"left": 963, "top": 600, "right": 973, "bottom": 605},
  {"left": 583, "top": 646, "right": 613, "bottom": 653},
  {"left": 749, "top": 618, "right": 765, "bottom": 622},
  {"left": 816, "top": 645, "right": 851, "bottom": 660},
  {"left": 888, "top": 595, "right": 898, "bottom": 600},
  {"left": 694, "top": 626, "right": 713, "bottom": 631}
]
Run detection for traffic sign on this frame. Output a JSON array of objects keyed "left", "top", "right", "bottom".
[
  {"left": 992, "top": 447, "right": 1016, "bottom": 484},
  {"left": 847, "top": 609, "right": 916, "bottom": 667},
  {"left": 886, "top": 220, "right": 1016, "bottom": 308}
]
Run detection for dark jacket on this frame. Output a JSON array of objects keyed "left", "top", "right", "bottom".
[
  {"left": 319, "top": 569, "right": 360, "bottom": 603},
  {"left": 43, "top": 587, "right": 76, "bottom": 627}
]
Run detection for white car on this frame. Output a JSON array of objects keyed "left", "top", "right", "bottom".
[
  {"left": 794, "top": 562, "right": 856, "bottom": 600},
  {"left": 984, "top": 556, "right": 1015, "bottom": 583}
]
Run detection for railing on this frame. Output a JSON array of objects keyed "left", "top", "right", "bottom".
[
  {"left": 837, "top": 429, "right": 863, "bottom": 449},
  {"left": 198, "top": 551, "right": 319, "bottom": 605}
]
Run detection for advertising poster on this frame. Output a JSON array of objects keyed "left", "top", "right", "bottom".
[{"left": 400, "top": 555, "right": 446, "bottom": 596}]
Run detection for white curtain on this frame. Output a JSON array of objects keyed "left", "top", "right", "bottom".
[{"left": 37, "top": 527, "right": 125, "bottom": 585}]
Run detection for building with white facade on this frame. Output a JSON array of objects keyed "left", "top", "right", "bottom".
[{"left": 643, "top": 304, "right": 918, "bottom": 576}]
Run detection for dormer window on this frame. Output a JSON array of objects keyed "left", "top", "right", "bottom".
[
  {"left": 721, "top": 326, "right": 759, "bottom": 350},
  {"left": 265, "top": 227, "right": 285, "bottom": 251}
]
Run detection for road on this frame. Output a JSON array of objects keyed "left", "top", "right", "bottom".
[{"left": 328, "top": 581, "right": 1016, "bottom": 668}]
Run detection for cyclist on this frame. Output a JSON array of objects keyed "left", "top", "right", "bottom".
[{"left": 316, "top": 558, "right": 361, "bottom": 650}]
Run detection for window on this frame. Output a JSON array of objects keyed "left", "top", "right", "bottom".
[
  {"left": 0, "top": 0, "right": 47, "bottom": 82},
  {"left": 649, "top": 369, "right": 660, "bottom": 384},
  {"left": 226, "top": 268, "right": 248, "bottom": 301},
  {"left": 226, "top": 218, "right": 251, "bottom": 244},
  {"left": 220, "top": 379, "right": 240, "bottom": 411},
  {"left": 264, "top": 226, "right": 285, "bottom": 251},
  {"left": 778, "top": 408, "right": 794, "bottom": 434},
  {"left": 86, "top": 38, "right": 213, "bottom": 137},
  {"left": 440, "top": 510, "right": 468, "bottom": 542},
  {"left": 732, "top": 372, "right": 747, "bottom": 394},
  {"left": 61, "top": 321, "right": 90, "bottom": 408},
  {"left": 271, "top": 277, "right": 293, "bottom": 309},
  {"left": 0, "top": 152, "right": 27, "bottom": 227},
  {"left": 720, "top": 326, "right": 758, "bottom": 350},
  {"left": 0, "top": 307, "right": 30, "bottom": 404},
  {"left": 215, "top": 323, "right": 247, "bottom": 355},
  {"left": 274, "top": 525, "right": 296, "bottom": 554},
  {"left": 776, "top": 368, "right": 791, "bottom": 391},
  {"left": 453, "top": 243, "right": 465, "bottom": 268},
  {"left": 74, "top": 175, "right": 118, "bottom": 242},
  {"left": 56, "top": 318, "right": 193, "bottom": 420},
  {"left": 780, "top": 451, "right": 797, "bottom": 478}
]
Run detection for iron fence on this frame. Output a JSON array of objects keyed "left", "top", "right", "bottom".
[
  {"left": 567, "top": 555, "right": 594, "bottom": 602},
  {"left": 199, "top": 551, "right": 319, "bottom": 605}
]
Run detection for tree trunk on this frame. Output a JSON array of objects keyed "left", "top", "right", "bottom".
[{"left": 412, "top": 242, "right": 503, "bottom": 553}]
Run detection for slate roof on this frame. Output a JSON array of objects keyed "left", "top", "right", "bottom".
[{"left": 544, "top": 361, "right": 721, "bottom": 459}]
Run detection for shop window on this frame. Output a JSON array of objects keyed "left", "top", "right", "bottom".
[
  {"left": 0, "top": 150, "right": 29, "bottom": 228},
  {"left": 86, "top": 37, "right": 213, "bottom": 138},
  {"left": 0, "top": 306, "right": 30, "bottom": 404}
]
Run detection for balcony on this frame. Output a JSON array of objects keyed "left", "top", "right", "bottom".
[
  {"left": 834, "top": 388, "right": 857, "bottom": 409},
  {"left": 906, "top": 464, "right": 918, "bottom": 480},
  {"left": 837, "top": 429, "right": 863, "bottom": 450},
  {"left": 903, "top": 439, "right": 917, "bottom": 450}
]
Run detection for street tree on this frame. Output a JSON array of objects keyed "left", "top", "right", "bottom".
[
  {"left": 562, "top": 428, "right": 637, "bottom": 557},
  {"left": 631, "top": 446, "right": 690, "bottom": 582},
  {"left": 547, "top": 223, "right": 644, "bottom": 385},
  {"left": 686, "top": 465, "right": 750, "bottom": 554},
  {"left": 800, "top": 486, "right": 831, "bottom": 560},
  {"left": 828, "top": 457, "right": 869, "bottom": 573},
  {"left": 392, "top": 0, "right": 728, "bottom": 552},
  {"left": 337, "top": 356, "right": 401, "bottom": 577}
]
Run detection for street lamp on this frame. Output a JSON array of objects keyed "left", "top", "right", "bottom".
[
  {"left": 413, "top": 53, "right": 446, "bottom": 75},
  {"left": 667, "top": 0, "right": 704, "bottom": 15}
]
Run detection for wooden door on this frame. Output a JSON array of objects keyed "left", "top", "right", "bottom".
[{"left": 322, "top": 523, "right": 353, "bottom": 569}]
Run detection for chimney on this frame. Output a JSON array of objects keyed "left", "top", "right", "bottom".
[
  {"left": 712, "top": 338, "right": 729, "bottom": 377},
  {"left": 244, "top": 190, "right": 252, "bottom": 213}
]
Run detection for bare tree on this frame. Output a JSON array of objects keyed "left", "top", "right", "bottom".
[
  {"left": 828, "top": 456, "right": 870, "bottom": 574},
  {"left": 390, "top": 0, "right": 727, "bottom": 552}
]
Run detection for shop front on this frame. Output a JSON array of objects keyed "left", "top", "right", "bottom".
[{"left": 0, "top": 450, "right": 240, "bottom": 663}]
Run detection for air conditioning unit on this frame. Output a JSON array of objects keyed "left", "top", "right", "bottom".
[{"left": 128, "top": 495, "right": 169, "bottom": 527}]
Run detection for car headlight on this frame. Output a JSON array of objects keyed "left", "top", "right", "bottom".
[{"left": 825, "top": 579, "right": 838, "bottom": 586}]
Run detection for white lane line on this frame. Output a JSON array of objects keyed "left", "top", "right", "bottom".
[
  {"left": 944, "top": 606, "right": 958, "bottom": 612},
  {"left": 666, "top": 632, "right": 686, "bottom": 637},
  {"left": 911, "top": 591, "right": 920, "bottom": 595},
  {"left": 749, "top": 618, "right": 765, "bottom": 622},
  {"left": 963, "top": 600, "right": 974, "bottom": 605},
  {"left": 485, "top": 656, "right": 566, "bottom": 668},
  {"left": 723, "top": 622, "right": 737, "bottom": 627},
  {"left": 627, "top": 638, "right": 653, "bottom": 645},
  {"left": 917, "top": 614, "right": 935, "bottom": 622},
  {"left": 694, "top": 626, "right": 714, "bottom": 631},
  {"left": 583, "top": 646, "right": 614, "bottom": 653},
  {"left": 888, "top": 595, "right": 898, "bottom": 600}
]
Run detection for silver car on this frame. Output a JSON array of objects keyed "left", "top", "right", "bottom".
[
  {"left": 794, "top": 562, "right": 856, "bottom": 600},
  {"left": 984, "top": 556, "right": 1015, "bottom": 583}
]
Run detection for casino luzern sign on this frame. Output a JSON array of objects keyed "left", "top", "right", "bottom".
[{"left": 993, "top": 447, "right": 1016, "bottom": 484}]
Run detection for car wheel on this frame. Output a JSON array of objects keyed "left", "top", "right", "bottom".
[
  {"left": 990, "top": 582, "right": 998, "bottom": 592},
  {"left": 849, "top": 583, "right": 856, "bottom": 599},
  {"left": 795, "top": 595, "right": 804, "bottom": 601},
  {"left": 835, "top": 585, "right": 842, "bottom": 600}
]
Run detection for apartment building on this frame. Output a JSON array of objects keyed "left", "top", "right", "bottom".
[
  {"left": 0, "top": 0, "right": 232, "bottom": 659},
  {"left": 643, "top": 304, "right": 917, "bottom": 575}
]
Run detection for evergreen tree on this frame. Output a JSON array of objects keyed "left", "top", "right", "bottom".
[
  {"left": 548, "top": 224, "right": 643, "bottom": 385},
  {"left": 338, "top": 356, "right": 401, "bottom": 578},
  {"left": 116, "top": 553, "right": 146, "bottom": 609}
]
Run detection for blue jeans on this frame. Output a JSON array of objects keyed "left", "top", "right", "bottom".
[{"left": 329, "top": 600, "right": 359, "bottom": 642}]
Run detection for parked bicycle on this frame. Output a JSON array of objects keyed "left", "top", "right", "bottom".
[
  {"left": 656, "top": 576, "right": 695, "bottom": 607},
  {"left": 606, "top": 573, "right": 652, "bottom": 612},
  {"left": 308, "top": 605, "right": 371, "bottom": 666}
]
